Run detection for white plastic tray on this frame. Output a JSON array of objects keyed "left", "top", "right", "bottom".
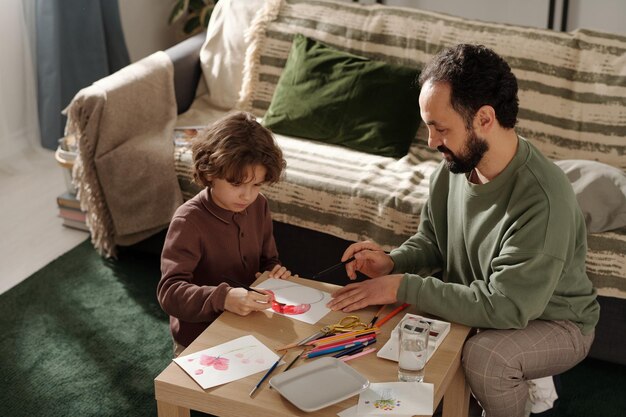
[{"left": 269, "top": 357, "right": 369, "bottom": 412}]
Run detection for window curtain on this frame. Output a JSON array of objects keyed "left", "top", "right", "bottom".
[
  {"left": 36, "top": 0, "right": 130, "bottom": 150},
  {"left": 0, "top": 0, "right": 40, "bottom": 168}
]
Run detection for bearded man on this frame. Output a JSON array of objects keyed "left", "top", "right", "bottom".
[{"left": 327, "top": 44, "right": 598, "bottom": 417}]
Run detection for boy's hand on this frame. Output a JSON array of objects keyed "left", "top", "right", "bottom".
[
  {"left": 266, "top": 264, "right": 295, "bottom": 279},
  {"left": 224, "top": 287, "right": 271, "bottom": 316}
]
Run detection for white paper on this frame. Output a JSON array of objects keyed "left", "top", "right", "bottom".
[
  {"left": 173, "top": 335, "right": 280, "bottom": 389},
  {"left": 357, "top": 382, "right": 434, "bottom": 416},
  {"left": 259, "top": 278, "right": 331, "bottom": 324}
]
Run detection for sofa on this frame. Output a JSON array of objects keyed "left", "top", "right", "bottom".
[{"left": 66, "top": 0, "right": 626, "bottom": 365}]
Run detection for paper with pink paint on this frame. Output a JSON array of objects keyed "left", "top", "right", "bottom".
[
  {"left": 259, "top": 278, "right": 332, "bottom": 324},
  {"left": 173, "top": 335, "right": 281, "bottom": 389}
]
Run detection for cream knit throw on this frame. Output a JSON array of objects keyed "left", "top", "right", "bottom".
[{"left": 65, "top": 51, "right": 182, "bottom": 257}]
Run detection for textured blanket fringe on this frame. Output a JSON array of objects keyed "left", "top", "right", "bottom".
[
  {"left": 66, "top": 101, "right": 118, "bottom": 259},
  {"left": 236, "top": 0, "right": 282, "bottom": 113}
]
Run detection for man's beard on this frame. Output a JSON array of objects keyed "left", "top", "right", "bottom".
[{"left": 438, "top": 129, "right": 489, "bottom": 174}]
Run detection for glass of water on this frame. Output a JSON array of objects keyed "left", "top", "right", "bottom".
[{"left": 397, "top": 316, "right": 430, "bottom": 382}]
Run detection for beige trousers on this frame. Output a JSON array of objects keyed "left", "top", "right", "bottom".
[{"left": 462, "top": 320, "right": 594, "bottom": 417}]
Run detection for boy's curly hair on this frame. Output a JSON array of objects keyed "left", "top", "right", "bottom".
[{"left": 191, "top": 111, "right": 286, "bottom": 187}]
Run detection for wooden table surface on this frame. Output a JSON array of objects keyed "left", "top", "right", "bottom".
[{"left": 154, "top": 274, "right": 471, "bottom": 417}]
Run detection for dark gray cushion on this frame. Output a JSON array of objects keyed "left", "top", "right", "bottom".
[{"left": 555, "top": 160, "right": 626, "bottom": 233}]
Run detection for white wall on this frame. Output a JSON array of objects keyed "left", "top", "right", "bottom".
[
  {"left": 568, "top": 0, "right": 626, "bottom": 35},
  {"left": 387, "top": 0, "right": 550, "bottom": 29},
  {"left": 362, "top": 0, "right": 626, "bottom": 35},
  {"left": 117, "top": 0, "right": 624, "bottom": 63},
  {"left": 118, "top": 0, "right": 180, "bottom": 63}
]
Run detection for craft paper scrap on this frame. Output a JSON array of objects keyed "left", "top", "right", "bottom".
[
  {"left": 173, "top": 335, "right": 281, "bottom": 389},
  {"left": 259, "top": 278, "right": 331, "bottom": 324},
  {"left": 357, "top": 382, "right": 434, "bottom": 416}
]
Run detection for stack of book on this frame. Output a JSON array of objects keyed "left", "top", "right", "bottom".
[{"left": 57, "top": 191, "right": 89, "bottom": 232}]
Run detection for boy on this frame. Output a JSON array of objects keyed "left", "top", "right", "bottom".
[{"left": 158, "top": 111, "right": 292, "bottom": 356}]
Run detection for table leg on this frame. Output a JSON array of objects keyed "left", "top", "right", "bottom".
[
  {"left": 157, "top": 400, "right": 191, "bottom": 417},
  {"left": 442, "top": 364, "right": 470, "bottom": 417}
]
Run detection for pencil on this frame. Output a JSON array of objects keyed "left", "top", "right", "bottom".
[
  {"left": 308, "top": 328, "right": 379, "bottom": 347},
  {"left": 368, "top": 305, "right": 386, "bottom": 328},
  {"left": 376, "top": 303, "right": 410, "bottom": 327},
  {"left": 340, "top": 347, "right": 377, "bottom": 362},
  {"left": 312, "top": 256, "right": 355, "bottom": 280},
  {"left": 333, "top": 339, "right": 376, "bottom": 358},
  {"left": 249, "top": 352, "right": 286, "bottom": 397},
  {"left": 283, "top": 350, "right": 304, "bottom": 372}
]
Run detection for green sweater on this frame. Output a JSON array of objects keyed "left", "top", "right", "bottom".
[{"left": 391, "top": 137, "right": 599, "bottom": 334}]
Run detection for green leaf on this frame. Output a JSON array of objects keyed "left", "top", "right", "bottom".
[
  {"left": 168, "top": 0, "right": 190, "bottom": 24},
  {"left": 199, "top": 4, "right": 215, "bottom": 27},
  {"left": 183, "top": 16, "right": 201, "bottom": 34},
  {"left": 189, "top": 0, "right": 205, "bottom": 12}
]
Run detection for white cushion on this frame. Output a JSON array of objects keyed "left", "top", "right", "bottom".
[{"left": 199, "top": 0, "right": 263, "bottom": 109}]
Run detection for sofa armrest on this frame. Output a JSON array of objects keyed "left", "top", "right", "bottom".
[{"left": 165, "top": 32, "right": 205, "bottom": 114}]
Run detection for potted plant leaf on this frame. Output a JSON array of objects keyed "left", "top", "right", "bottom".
[{"left": 169, "top": 0, "right": 218, "bottom": 35}]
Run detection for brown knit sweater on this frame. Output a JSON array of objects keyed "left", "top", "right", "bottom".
[{"left": 157, "top": 188, "right": 280, "bottom": 346}]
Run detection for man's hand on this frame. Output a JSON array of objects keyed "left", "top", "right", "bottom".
[
  {"left": 326, "top": 274, "right": 404, "bottom": 312},
  {"left": 342, "top": 241, "right": 394, "bottom": 280},
  {"left": 224, "top": 287, "right": 272, "bottom": 316}
]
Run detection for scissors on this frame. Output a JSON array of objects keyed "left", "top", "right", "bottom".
[
  {"left": 320, "top": 315, "right": 368, "bottom": 334},
  {"left": 302, "top": 316, "right": 367, "bottom": 344}
]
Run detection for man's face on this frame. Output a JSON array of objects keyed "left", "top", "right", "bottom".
[{"left": 419, "top": 80, "right": 489, "bottom": 174}]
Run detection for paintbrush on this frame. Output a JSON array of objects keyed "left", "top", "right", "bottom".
[{"left": 312, "top": 256, "right": 355, "bottom": 280}]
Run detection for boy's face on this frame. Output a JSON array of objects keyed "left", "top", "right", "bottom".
[{"left": 209, "top": 164, "right": 267, "bottom": 212}]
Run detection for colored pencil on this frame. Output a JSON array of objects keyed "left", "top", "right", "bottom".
[
  {"left": 308, "top": 328, "right": 379, "bottom": 346},
  {"left": 249, "top": 352, "right": 286, "bottom": 397},
  {"left": 333, "top": 339, "right": 376, "bottom": 358},
  {"left": 311, "top": 256, "right": 355, "bottom": 280},
  {"left": 308, "top": 334, "right": 376, "bottom": 353},
  {"left": 376, "top": 303, "right": 410, "bottom": 327},
  {"left": 340, "top": 347, "right": 377, "bottom": 362},
  {"left": 305, "top": 341, "right": 366, "bottom": 359},
  {"left": 368, "top": 305, "right": 386, "bottom": 328},
  {"left": 283, "top": 350, "right": 304, "bottom": 373}
]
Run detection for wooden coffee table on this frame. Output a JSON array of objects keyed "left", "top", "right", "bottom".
[{"left": 154, "top": 275, "right": 471, "bottom": 417}]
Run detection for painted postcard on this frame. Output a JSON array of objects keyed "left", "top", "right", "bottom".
[
  {"left": 357, "top": 382, "right": 434, "bottom": 416},
  {"left": 173, "top": 335, "right": 280, "bottom": 389},
  {"left": 259, "top": 278, "right": 332, "bottom": 324}
]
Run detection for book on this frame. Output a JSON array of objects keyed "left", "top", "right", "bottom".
[
  {"left": 376, "top": 313, "right": 450, "bottom": 363},
  {"left": 173, "top": 126, "right": 204, "bottom": 147},
  {"left": 57, "top": 191, "right": 81, "bottom": 210},
  {"left": 58, "top": 207, "right": 87, "bottom": 222},
  {"left": 62, "top": 218, "right": 89, "bottom": 232}
]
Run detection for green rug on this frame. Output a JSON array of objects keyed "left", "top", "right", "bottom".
[
  {"left": 0, "top": 240, "right": 624, "bottom": 417},
  {"left": 0, "top": 240, "right": 171, "bottom": 417}
]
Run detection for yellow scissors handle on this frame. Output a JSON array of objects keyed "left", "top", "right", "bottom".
[{"left": 321, "top": 315, "right": 367, "bottom": 334}]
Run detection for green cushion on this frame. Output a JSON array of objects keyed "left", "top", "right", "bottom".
[{"left": 262, "top": 34, "right": 421, "bottom": 158}]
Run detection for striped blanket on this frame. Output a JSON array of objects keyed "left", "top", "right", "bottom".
[{"left": 174, "top": 0, "right": 625, "bottom": 298}]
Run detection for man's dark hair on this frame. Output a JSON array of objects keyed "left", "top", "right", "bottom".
[{"left": 419, "top": 44, "right": 519, "bottom": 129}]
